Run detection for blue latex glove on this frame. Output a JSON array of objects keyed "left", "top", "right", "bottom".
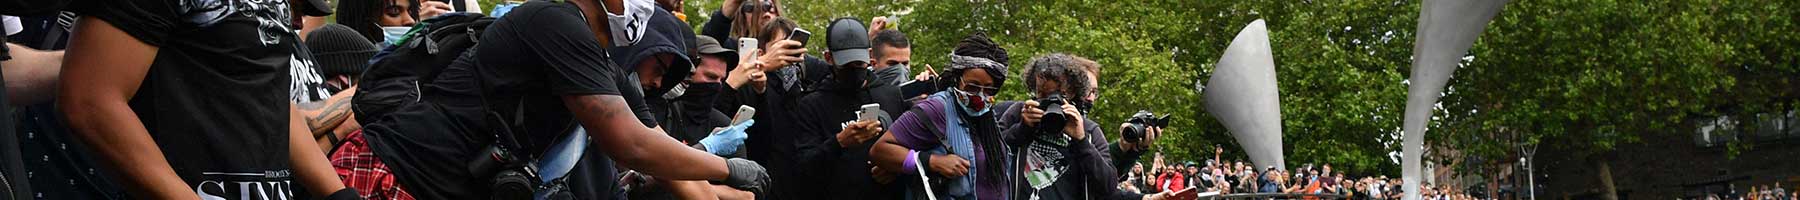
[{"left": 701, "top": 120, "right": 754, "bottom": 156}]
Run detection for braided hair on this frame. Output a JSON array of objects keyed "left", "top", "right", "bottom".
[
  {"left": 936, "top": 33, "right": 1010, "bottom": 186},
  {"left": 937, "top": 33, "right": 1008, "bottom": 91}
]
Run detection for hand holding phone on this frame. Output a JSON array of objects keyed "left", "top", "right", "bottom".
[
  {"left": 786, "top": 28, "right": 812, "bottom": 49},
  {"left": 732, "top": 105, "right": 757, "bottom": 125},
  {"left": 738, "top": 37, "right": 760, "bottom": 59},
  {"left": 858, "top": 104, "right": 882, "bottom": 122}
]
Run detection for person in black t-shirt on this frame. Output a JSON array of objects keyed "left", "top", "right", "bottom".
[
  {"left": 357, "top": 0, "right": 768, "bottom": 199},
  {"left": 57, "top": 0, "right": 356, "bottom": 199}
]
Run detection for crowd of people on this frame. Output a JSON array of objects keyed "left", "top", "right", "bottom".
[
  {"left": 1119, "top": 147, "right": 1485, "bottom": 200},
  {"left": 0, "top": 0, "right": 1217, "bottom": 199},
  {"left": 1734, "top": 183, "right": 1795, "bottom": 200}
]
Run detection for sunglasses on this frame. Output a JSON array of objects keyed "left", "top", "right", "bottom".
[
  {"left": 739, "top": 0, "right": 776, "bottom": 14},
  {"left": 957, "top": 82, "right": 999, "bottom": 96}
]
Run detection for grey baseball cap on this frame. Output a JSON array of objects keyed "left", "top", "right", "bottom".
[{"left": 825, "top": 17, "right": 871, "bottom": 66}]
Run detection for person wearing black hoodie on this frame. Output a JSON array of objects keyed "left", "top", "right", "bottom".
[{"left": 777, "top": 18, "right": 900, "bottom": 200}]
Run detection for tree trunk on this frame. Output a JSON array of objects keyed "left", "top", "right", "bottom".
[{"left": 1596, "top": 160, "right": 1618, "bottom": 200}]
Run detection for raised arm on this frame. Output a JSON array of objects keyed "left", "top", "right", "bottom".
[
  {"left": 565, "top": 94, "right": 728, "bottom": 180},
  {"left": 58, "top": 17, "right": 194, "bottom": 199}
]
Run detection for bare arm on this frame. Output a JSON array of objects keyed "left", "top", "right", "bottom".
[
  {"left": 869, "top": 133, "right": 908, "bottom": 174},
  {"left": 289, "top": 104, "right": 348, "bottom": 197},
  {"left": 663, "top": 180, "right": 721, "bottom": 200},
  {"left": 564, "top": 95, "right": 728, "bottom": 180},
  {"left": 58, "top": 17, "right": 196, "bottom": 199},
  {"left": 4, "top": 43, "right": 63, "bottom": 106},
  {"left": 296, "top": 86, "right": 356, "bottom": 136}
]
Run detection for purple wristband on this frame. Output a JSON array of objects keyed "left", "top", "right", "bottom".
[{"left": 903, "top": 150, "right": 920, "bottom": 174}]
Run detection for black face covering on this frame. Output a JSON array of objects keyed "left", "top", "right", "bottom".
[
  {"left": 675, "top": 82, "right": 724, "bottom": 110},
  {"left": 824, "top": 64, "right": 873, "bottom": 90}
]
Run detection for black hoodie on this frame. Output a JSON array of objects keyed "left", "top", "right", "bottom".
[{"left": 774, "top": 67, "right": 903, "bottom": 200}]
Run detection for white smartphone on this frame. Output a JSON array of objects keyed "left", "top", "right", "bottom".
[
  {"left": 738, "top": 37, "right": 759, "bottom": 59},
  {"left": 858, "top": 104, "right": 882, "bottom": 122},
  {"left": 732, "top": 105, "right": 757, "bottom": 125}
]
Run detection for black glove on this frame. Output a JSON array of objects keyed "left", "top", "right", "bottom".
[
  {"left": 719, "top": 158, "right": 771, "bottom": 195},
  {"left": 325, "top": 188, "right": 364, "bottom": 200}
]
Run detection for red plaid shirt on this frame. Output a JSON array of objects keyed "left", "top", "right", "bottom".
[{"left": 331, "top": 130, "right": 415, "bottom": 200}]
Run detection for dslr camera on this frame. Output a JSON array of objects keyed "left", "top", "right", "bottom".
[
  {"left": 1122, "top": 110, "right": 1171, "bottom": 143},
  {"left": 1036, "top": 94, "right": 1070, "bottom": 134}
]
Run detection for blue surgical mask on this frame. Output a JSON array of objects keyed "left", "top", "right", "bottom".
[{"left": 381, "top": 26, "right": 411, "bottom": 46}]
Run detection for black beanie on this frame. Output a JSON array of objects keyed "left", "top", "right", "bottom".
[{"left": 307, "top": 24, "right": 379, "bottom": 77}]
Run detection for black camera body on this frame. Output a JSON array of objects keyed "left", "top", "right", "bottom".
[
  {"left": 1123, "top": 110, "right": 1171, "bottom": 143},
  {"left": 1036, "top": 94, "right": 1069, "bottom": 134},
  {"left": 470, "top": 144, "right": 542, "bottom": 199}
]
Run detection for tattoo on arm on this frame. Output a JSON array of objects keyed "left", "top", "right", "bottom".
[{"left": 298, "top": 98, "right": 353, "bottom": 137}]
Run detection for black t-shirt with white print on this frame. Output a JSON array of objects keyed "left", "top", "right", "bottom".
[
  {"left": 72, "top": 0, "right": 301, "bottom": 199},
  {"left": 367, "top": 1, "right": 646, "bottom": 199}
]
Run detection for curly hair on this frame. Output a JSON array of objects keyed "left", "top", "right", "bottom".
[{"left": 1023, "top": 53, "right": 1093, "bottom": 98}]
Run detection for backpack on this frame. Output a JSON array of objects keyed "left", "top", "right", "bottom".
[{"left": 353, "top": 13, "right": 495, "bottom": 123}]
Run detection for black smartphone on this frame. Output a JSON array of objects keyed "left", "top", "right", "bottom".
[
  {"left": 900, "top": 80, "right": 935, "bottom": 98},
  {"left": 787, "top": 28, "right": 812, "bottom": 48}
]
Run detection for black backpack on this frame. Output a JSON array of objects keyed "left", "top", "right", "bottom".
[{"left": 353, "top": 13, "right": 495, "bottom": 123}]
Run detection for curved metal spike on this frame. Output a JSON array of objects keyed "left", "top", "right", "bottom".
[{"left": 1206, "top": 19, "right": 1285, "bottom": 170}]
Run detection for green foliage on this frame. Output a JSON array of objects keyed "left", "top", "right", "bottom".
[{"left": 654, "top": 0, "right": 1797, "bottom": 177}]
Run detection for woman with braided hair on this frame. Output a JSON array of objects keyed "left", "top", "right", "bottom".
[{"left": 871, "top": 34, "right": 1014, "bottom": 200}]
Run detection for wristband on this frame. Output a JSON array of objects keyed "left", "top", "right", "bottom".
[{"left": 902, "top": 150, "right": 919, "bottom": 174}]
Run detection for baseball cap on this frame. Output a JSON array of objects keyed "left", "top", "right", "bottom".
[{"left": 825, "top": 17, "right": 871, "bottom": 67}]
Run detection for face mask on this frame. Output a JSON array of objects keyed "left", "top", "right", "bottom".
[
  {"left": 381, "top": 26, "right": 411, "bottom": 46},
  {"left": 875, "top": 63, "right": 908, "bottom": 85},
  {"left": 677, "top": 82, "right": 722, "bottom": 104},
  {"left": 603, "top": 0, "right": 654, "bottom": 47},
  {"left": 675, "top": 82, "right": 724, "bottom": 113},
  {"left": 953, "top": 87, "right": 992, "bottom": 117},
  {"left": 1074, "top": 100, "right": 1095, "bottom": 114}
]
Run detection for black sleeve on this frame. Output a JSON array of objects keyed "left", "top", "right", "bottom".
[
  {"left": 699, "top": 10, "right": 733, "bottom": 48},
  {"left": 507, "top": 4, "right": 622, "bottom": 96},
  {"left": 1108, "top": 142, "right": 1145, "bottom": 182},
  {"left": 69, "top": 0, "right": 177, "bottom": 47},
  {"left": 1066, "top": 121, "right": 1121, "bottom": 198},
  {"left": 993, "top": 102, "right": 1035, "bottom": 147},
  {"left": 790, "top": 100, "right": 842, "bottom": 175},
  {"left": 801, "top": 56, "right": 832, "bottom": 85}
]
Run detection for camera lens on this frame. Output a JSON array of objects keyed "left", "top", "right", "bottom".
[{"left": 1037, "top": 94, "right": 1068, "bottom": 132}]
